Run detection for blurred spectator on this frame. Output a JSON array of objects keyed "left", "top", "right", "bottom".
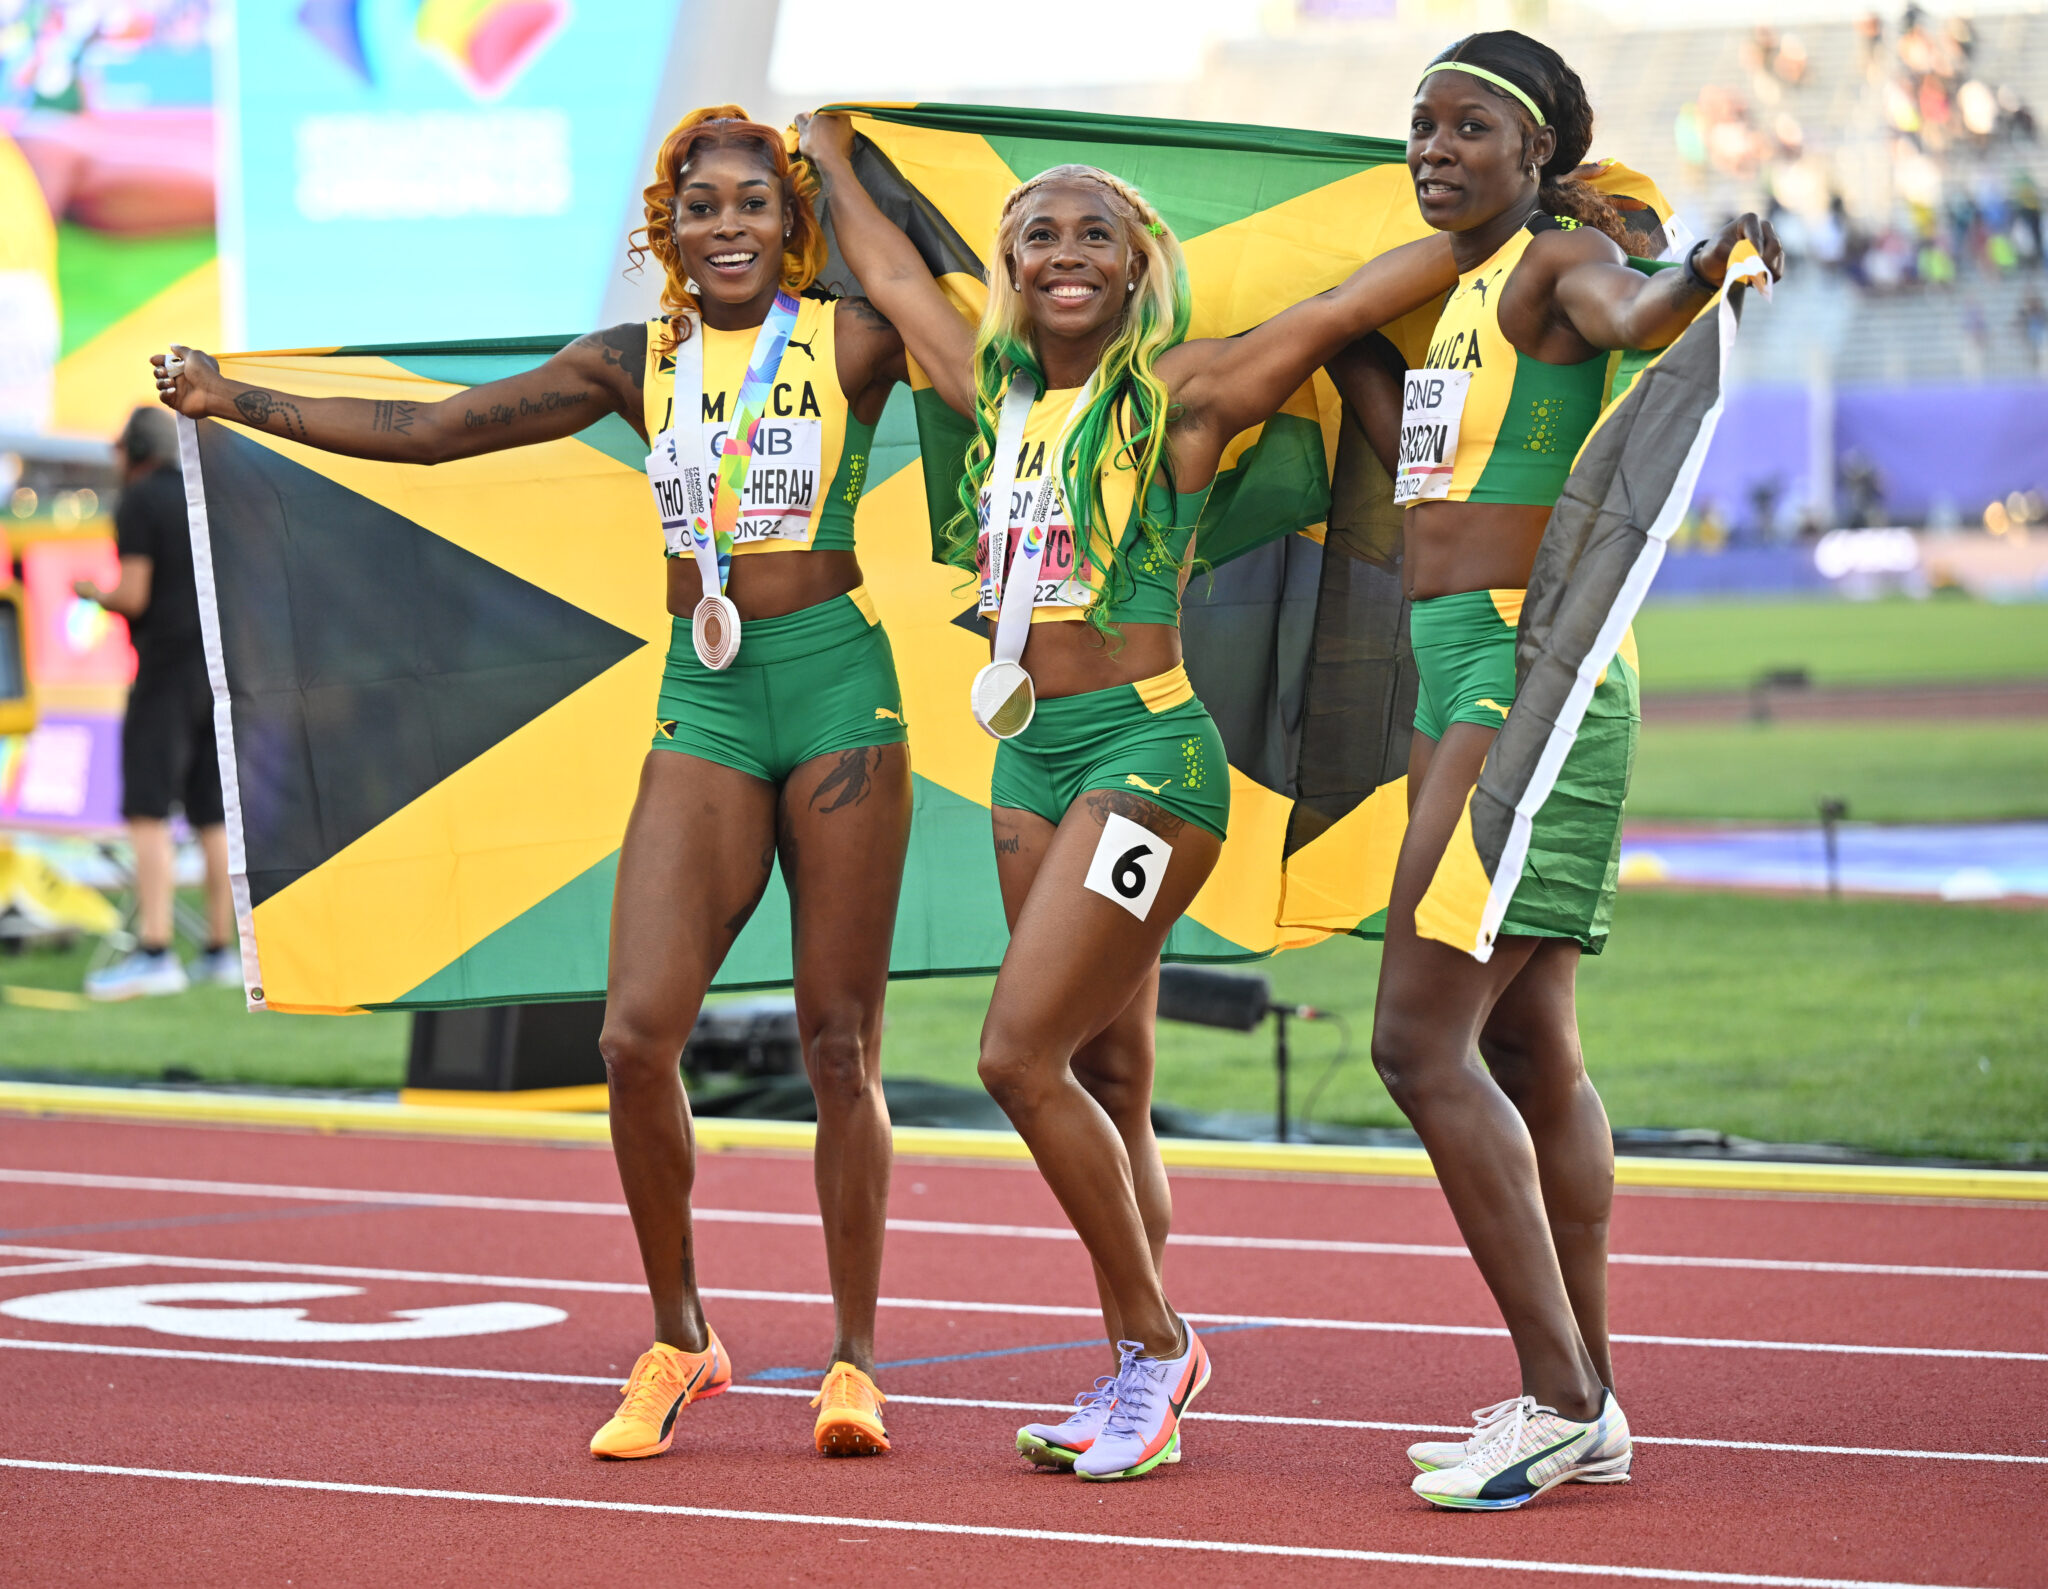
[
  {"left": 1840, "top": 451, "right": 1889, "bottom": 529},
  {"left": 1686, "top": 6, "right": 2047, "bottom": 298},
  {"left": 2019, "top": 288, "right": 2048, "bottom": 371}
]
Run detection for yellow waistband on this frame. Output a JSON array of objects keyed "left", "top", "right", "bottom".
[
  {"left": 1488, "top": 588, "right": 1526, "bottom": 626},
  {"left": 847, "top": 584, "right": 878, "bottom": 626},
  {"left": 1133, "top": 663, "right": 1195, "bottom": 714}
]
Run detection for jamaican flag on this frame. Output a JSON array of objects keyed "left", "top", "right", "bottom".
[
  {"left": 1415, "top": 250, "right": 1774, "bottom": 960},
  {"left": 183, "top": 105, "right": 1677, "bottom": 1014}
]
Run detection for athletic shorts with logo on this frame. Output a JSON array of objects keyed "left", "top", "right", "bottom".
[
  {"left": 651, "top": 586, "right": 907, "bottom": 782},
  {"left": 991, "top": 665, "right": 1229, "bottom": 841},
  {"left": 1409, "top": 587, "right": 1638, "bottom": 954}
]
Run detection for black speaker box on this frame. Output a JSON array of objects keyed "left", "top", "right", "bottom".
[{"left": 406, "top": 1001, "right": 608, "bottom": 1092}]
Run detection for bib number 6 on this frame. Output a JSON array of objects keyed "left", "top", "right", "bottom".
[{"left": 1084, "top": 811, "right": 1173, "bottom": 922}]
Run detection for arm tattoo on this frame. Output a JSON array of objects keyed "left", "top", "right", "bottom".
[
  {"left": 1084, "top": 788, "right": 1185, "bottom": 840},
  {"left": 844, "top": 296, "right": 894, "bottom": 332},
  {"left": 581, "top": 322, "right": 647, "bottom": 394},
  {"left": 233, "top": 388, "right": 309, "bottom": 441},
  {"left": 809, "top": 747, "right": 877, "bottom": 813},
  {"left": 371, "top": 400, "right": 417, "bottom": 436},
  {"left": 463, "top": 390, "right": 592, "bottom": 428}
]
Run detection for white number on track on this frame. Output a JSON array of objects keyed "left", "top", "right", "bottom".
[{"left": 0, "top": 1282, "right": 566, "bottom": 1343}]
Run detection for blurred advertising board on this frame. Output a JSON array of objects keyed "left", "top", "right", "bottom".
[
  {"left": 223, "top": 2, "right": 690, "bottom": 346},
  {"left": 0, "top": 712, "right": 122, "bottom": 828},
  {"left": 20, "top": 535, "right": 134, "bottom": 688}
]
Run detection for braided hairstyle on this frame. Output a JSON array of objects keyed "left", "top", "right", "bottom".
[
  {"left": 628, "top": 105, "right": 827, "bottom": 350},
  {"left": 948, "top": 165, "right": 1194, "bottom": 642},
  {"left": 1427, "top": 32, "right": 1631, "bottom": 249}
]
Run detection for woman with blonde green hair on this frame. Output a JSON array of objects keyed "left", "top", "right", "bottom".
[{"left": 801, "top": 112, "right": 1456, "bottom": 1480}]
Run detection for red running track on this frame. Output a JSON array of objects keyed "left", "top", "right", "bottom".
[{"left": 1, "top": 1114, "right": 2044, "bottom": 1587}]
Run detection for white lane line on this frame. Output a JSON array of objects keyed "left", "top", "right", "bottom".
[
  {"left": 0, "top": 1258, "right": 142, "bottom": 1279},
  {"left": 0, "top": 1458, "right": 2004, "bottom": 1588},
  {"left": 5, "top": 1336, "right": 2043, "bottom": 1468},
  {"left": 1, "top": 1244, "right": 2042, "bottom": 1364},
  {"left": 5, "top": 1168, "right": 2040, "bottom": 1282}
]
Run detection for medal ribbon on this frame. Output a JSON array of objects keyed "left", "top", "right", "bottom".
[
  {"left": 661, "top": 289, "right": 803, "bottom": 600},
  {"left": 985, "top": 373, "right": 1094, "bottom": 669}
]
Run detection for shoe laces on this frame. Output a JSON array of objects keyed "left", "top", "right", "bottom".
[
  {"left": 1464, "top": 1395, "right": 1527, "bottom": 1442},
  {"left": 1460, "top": 1395, "right": 1544, "bottom": 1464},
  {"left": 1097, "top": 1340, "right": 1159, "bottom": 1441},
  {"left": 1071, "top": 1375, "right": 1118, "bottom": 1413},
  {"left": 810, "top": 1364, "right": 885, "bottom": 1412},
  {"left": 616, "top": 1350, "right": 682, "bottom": 1424}
]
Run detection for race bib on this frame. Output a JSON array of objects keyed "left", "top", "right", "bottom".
[
  {"left": 701, "top": 417, "right": 823, "bottom": 545},
  {"left": 1083, "top": 811, "right": 1171, "bottom": 922},
  {"left": 976, "top": 477, "right": 1094, "bottom": 615},
  {"left": 1393, "top": 368, "right": 1470, "bottom": 506}
]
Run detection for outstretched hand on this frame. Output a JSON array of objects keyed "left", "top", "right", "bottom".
[
  {"left": 153, "top": 344, "right": 221, "bottom": 419},
  {"left": 1697, "top": 213, "right": 1784, "bottom": 286},
  {"left": 796, "top": 111, "right": 855, "bottom": 169}
]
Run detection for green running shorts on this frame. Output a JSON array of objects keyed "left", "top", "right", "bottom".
[
  {"left": 991, "top": 664, "right": 1229, "bottom": 840},
  {"left": 1410, "top": 587, "right": 1639, "bottom": 954},
  {"left": 652, "top": 585, "right": 907, "bottom": 783}
]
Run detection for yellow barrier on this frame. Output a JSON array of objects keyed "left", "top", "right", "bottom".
[{"left": 1, "top": 1080, "right": 2043, "bottom": 1201}]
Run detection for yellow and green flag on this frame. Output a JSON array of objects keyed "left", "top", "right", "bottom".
[{"left": 183, "top": 103, "right": 1681, "bottom": 1014}]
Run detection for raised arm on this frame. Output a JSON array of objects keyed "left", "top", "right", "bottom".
[
  {"left": 798, "top": 112, "right": 978, "bottom": 416},
  {"left": 1159, "top": 233, "right": 1458, "bottom": 472},
  {"left": 152, "top": 323, "right": 650, "bottom": 463},
  {"left": 1549, "top": 213, "right": 1782, "bottom": 353}
]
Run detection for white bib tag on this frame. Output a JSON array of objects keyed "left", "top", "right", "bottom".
[
  {"left": 1394, "top": 368, "right": 1471, "bottom": 505},
  {"left": 700, "top": 416, "right": 823, "bottom": 544},
  {"left": 648, "top": 434, "right": 710, "bottom": 560},
  {"left": 1083, "top": 811, "right": 1171, "bottom": 922}
]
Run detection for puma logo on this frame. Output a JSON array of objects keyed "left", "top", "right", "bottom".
[
  {"left": 1124, "top": 774, "right": 1170, "bottom": 795},
  {"left": 1476, "top": 699, "right": 1511, "bottom": 718},
  {"left": 786, "top": 336, "right": 817, "bottom": 361},
  {"left": 1471, "top": 271, "right": 1498, "bottom": 305},
  {"left": 874, "top": 706, "right": 903, "bottom": 723}
]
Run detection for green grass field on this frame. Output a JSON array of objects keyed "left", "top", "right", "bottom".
[
  {"left": 1632, "top": 596, "right": 2048, "bottom": 694},
  {"left": 1631, "top": 717, "right": 2048, "bottom": 822},
  {"left": 5, "top": 890, "right": 2041, "bottom": 1161}
]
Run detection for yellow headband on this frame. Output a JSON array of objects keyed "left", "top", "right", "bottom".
[{"left": 1418, "top": 61, "right": 1547, "bottom": 127}]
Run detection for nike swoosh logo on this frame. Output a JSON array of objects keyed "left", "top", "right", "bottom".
[{"left": 1166, "top": 1340, "right": 1205, "bottom": 1418}]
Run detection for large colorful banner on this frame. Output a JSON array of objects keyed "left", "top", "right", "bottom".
[
  {"left": 224, "top": 0, "right": 688, "bottom": 347},
  {"left": 181, "top": 103, "right": 1688, "bottom": 1014}
]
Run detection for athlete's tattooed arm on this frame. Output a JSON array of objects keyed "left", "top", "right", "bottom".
[
  {"left": 370, "top": 400, "right": 417, "bottom": 436},
  {"left": 159, "top": 324, "right": 640, "bottom": 465},
  {"left": 574, "top": 321, "right": 648, "bottom": 396},
  {"left": 232, "top": 388, "right": 309, "bottom": 441}
]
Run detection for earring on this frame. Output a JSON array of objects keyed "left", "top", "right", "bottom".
[{"left": 1126, "top": 281, "right": 1136, "bottom": 293}]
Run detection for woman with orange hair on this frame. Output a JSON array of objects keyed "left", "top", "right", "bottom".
[{"left": 153, "top": 108, "right": 915, "bottom": 1462}]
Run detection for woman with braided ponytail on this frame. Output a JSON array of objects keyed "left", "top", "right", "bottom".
[
  {"left": 801, "top": 111, "right": 1456, "bottom": 1481},
  {"left": 1324, "top": 32, "right": 1782, "bottom": 1511},
  {"left": 156, "top": 106, "right": 918, "bottom": 1463}
]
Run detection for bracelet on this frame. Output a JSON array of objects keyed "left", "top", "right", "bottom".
[{"left": 1680, "top": 238, "right": 1718, "bottom": 296}]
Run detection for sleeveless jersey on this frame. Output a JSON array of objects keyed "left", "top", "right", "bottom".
[
  {"left": 975, "top": 387, "right": 1208, "bottom": 626},
  {"left": 1412, "top": 216, "right": 1608, "bottom": 508},
  {"left": 642, "top": 294, "right": 873, "bottom": 555}
]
